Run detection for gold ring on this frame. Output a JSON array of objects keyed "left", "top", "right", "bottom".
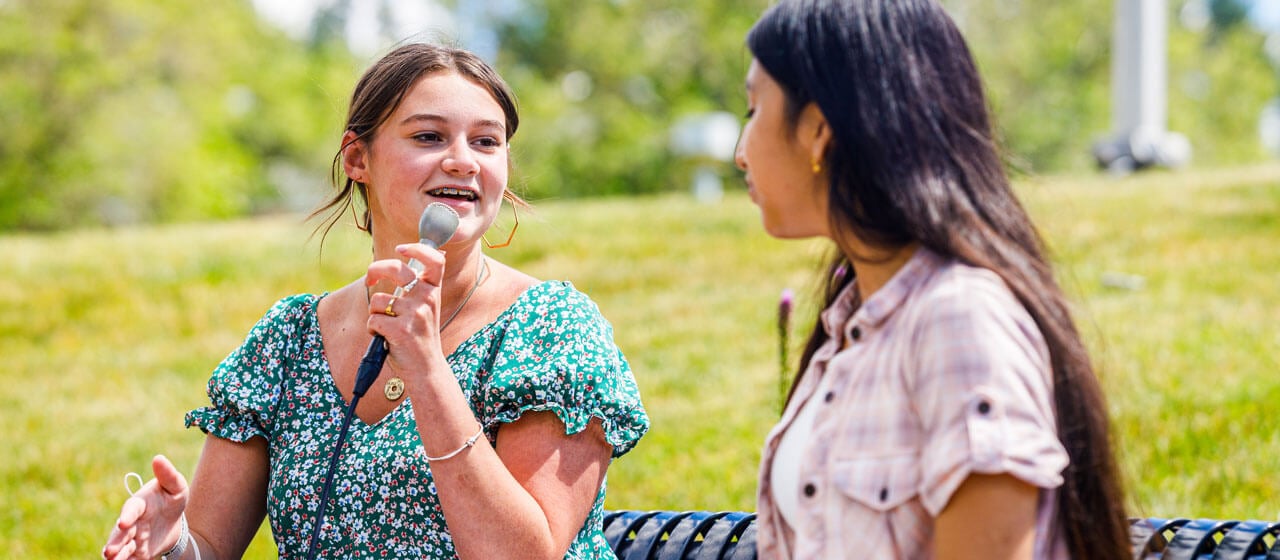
[{"left": 384, "top": 297, "right": 398, "bottom": 317}]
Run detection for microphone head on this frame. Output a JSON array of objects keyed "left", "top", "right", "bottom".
[{"left": 418, "top": 202, "right": 460, "bottom": 249}]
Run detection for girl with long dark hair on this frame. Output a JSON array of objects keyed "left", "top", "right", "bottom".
[{"left": 736, "top": 1, "right": 1128, "bottom": 558}]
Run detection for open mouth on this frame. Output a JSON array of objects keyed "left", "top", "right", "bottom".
[{"left": 427, "top": 187, "right": 478, "bottom": 202}]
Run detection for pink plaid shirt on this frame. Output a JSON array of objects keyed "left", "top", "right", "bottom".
[{"left": 757, "top": 248, "right": 1070, "bottom": 559}]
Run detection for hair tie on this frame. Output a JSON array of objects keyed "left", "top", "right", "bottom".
[{"left": 124, "top": 472, "right": 144, "bottom": 496}]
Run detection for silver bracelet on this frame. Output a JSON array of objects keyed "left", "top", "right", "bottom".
[
  {"left": 425, "top": 425, "right": 485, "bottom": 462},
  {"left": 161, "top": 514, "right": 189, "bottom": 560}
]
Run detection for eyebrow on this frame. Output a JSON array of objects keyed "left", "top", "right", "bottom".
[{"left": 399, "top": 113, "right": 505, "bottom": 133}]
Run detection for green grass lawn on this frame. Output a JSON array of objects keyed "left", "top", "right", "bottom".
[{"left": 2, "top": 163, "right": 1278, "bottom": 556}]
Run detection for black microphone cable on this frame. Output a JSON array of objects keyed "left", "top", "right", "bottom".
[
  {"left": 303, "top": 203, "right": 457, "bottom": 560},
  {"left": 305, "top": 335, "right": 389, "bottom": 560}
]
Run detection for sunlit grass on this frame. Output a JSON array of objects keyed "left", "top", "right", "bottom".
[
  {"left": 3, "top": 162, "right": 1278, "bottom": 556},
  {"left": 1021, "top": 164, "right": 1280, "bottom": 520}
]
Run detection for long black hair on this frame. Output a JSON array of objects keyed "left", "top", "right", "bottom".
[{"left": 747, "top": 1, "right": 1129, "bottom": 558}]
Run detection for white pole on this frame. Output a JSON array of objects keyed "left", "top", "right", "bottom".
[
  {"left": 1095, "top": 0, "right": 1191, "bottom": 171},
  {"left": 1112, "top": 0, "right": 1167, "bottom": 137}
]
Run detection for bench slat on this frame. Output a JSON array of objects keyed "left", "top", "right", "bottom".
[{"left": 607, "top": 511, "right": 1277, "bottom": 560}]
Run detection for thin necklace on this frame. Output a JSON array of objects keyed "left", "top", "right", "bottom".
[
  {"left": 379, "top": 258, "right": 489, "bottom": 401},
  {"left": 439, "top": 258, "right": 488, "bottom": 332}
]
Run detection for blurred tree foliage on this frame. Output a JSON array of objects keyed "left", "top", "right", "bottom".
[
  {"left": 1167, "top": 1, "right": 1277, "bottom": 165},
  {"left": 489, "top": 0, "right": 1276, "bottom": 198},
  {"left": 486, "top": 0, "right": 770, "bottom": 199},
  {"left": 0, "top": 0, "right": 1274, "bottom": 230},
  {"left": 915, "top": 0, "right": 1273, "bottom": 174},
  {"left": 947, "top": 0, "right": 1115, "bottom": 173},
  {"left": 0, "top": 0, "right": 356, "bottom": 230}
]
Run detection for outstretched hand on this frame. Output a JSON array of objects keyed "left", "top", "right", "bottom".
[{"left": 102, "top": 455, "right": 190, "bottom": 560}]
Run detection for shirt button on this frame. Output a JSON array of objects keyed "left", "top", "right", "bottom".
[
  {"left": 977, "top": 401, "right": 991, "bottom": 414},
  {"left": 850, "top": 326, "right": 862, "bottom": 341},
  {"left": 803, "top": 483, "right": 816, "bottom": 497}
]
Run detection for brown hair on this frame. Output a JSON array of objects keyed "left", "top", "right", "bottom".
[{"left": 310, "top": 43, "right": 523, "bottom": 240}]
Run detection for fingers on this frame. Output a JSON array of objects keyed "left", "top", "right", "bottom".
[
  {"left": 118, "top": 495, "right": 147, "bottom": 526},
  {"left": 151, "top": 455, "right": 188, "bottom": 497},
  {"left": 103, "top": 515, "right": 133, "bottom": 556},
  {"left": 108, "top": 540, "right": 137, "bottom": 560},
  {"left": 103, "top": 496, "right": 145, "bottom": 558},
  {"left": 365, "top": 243, "right": 445, "bottom": 291},
  {"left": 104, "top": 458, "right": 190, "bottom": 560},
  {"left": 365, "top": 259, "right": 416, "bottom": 291},
  {"left": 395, "top": 243, "right": 445, "bottom": 285},
  {"left": 103, "top": 537, "right": 137, "bottom": 560},
  {"left": 365, "top": 244, "right": 446, "bottom": 325}
]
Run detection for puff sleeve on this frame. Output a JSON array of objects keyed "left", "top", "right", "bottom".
[
  {"left": 184, "top": 295, "right": 312, "bottom": 441},
  {"left": 477, "top": 282, "right": 649, "bottom": 457}
]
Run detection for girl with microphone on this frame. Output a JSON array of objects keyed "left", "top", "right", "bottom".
[{"left": 103, "top": 42, "right": 648, "bottom": 560}]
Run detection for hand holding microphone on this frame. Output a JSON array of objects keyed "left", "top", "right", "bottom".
[
  {"left": 353, "top": 203, "right": 459, "bottom": 398},
  {"left": 388, "top": 203, "right": 462, "bottom": 300}
]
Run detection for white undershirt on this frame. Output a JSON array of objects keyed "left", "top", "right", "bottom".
[{"left": 771, "top": 370, "right": 840, "bottom": 530}]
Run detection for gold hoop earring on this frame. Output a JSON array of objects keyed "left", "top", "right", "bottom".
[{"left": 483, "top": 198, "right": 519, "bottom": 249}]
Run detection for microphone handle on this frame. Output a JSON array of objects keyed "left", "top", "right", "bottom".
[{"left": 352, "top": 335, "right": 389, "bottom": 398}]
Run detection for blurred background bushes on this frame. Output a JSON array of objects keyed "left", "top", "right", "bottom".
[{"left": 0, "top": 0, "right": 1275, "bottom": 231}]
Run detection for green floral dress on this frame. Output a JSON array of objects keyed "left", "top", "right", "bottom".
[{"left": 186, "top": 280, "right": 649, "bottom": 559}]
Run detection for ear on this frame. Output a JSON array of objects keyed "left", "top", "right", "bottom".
[
  {"left": 341, "top": 130, "right": 369, "bottom": 183},
  {"left": 798, "top": 102, "right": 832, "bottom": 166}
]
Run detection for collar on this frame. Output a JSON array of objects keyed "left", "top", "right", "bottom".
[{"left": 820, "top": 246, "right": 947, "bottom": 336}]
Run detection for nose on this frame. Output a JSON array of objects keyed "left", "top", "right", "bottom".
[
  {"left": 733, "top": 132, "right": 748, "bottom": 171},
  {"left": 442, "top": 143, "right": 480, "bottom": 177}
]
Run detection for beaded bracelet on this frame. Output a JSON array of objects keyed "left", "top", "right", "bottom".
[{"left": 425, "top": 425, "right": 485, "bottom": 462}]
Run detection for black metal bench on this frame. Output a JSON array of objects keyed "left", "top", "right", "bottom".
[
  {"left": 604, "top": 511, "right": 1280, "bottom": 560},
  {"left": 604, "top": 510, "right": 757, "bottom": 560}
]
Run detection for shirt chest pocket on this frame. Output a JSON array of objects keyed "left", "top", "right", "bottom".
[{"left": 831, "top": 453, "right": 921, "bottom": 512}]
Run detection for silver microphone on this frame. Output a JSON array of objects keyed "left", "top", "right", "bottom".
[{"left": 392, "top": 202, "right": 460, "bottom": 298}]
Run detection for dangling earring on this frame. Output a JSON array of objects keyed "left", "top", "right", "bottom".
[
  {"left": 811, "top": 158, "right": 822, "bottom": 175},
  {"left": 483, "top": 196, "right": 519, "bottom": 249}
]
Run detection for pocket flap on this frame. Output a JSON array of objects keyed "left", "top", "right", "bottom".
[{"left": 832, "top": 454, "right": 920, "bottom": 511}]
